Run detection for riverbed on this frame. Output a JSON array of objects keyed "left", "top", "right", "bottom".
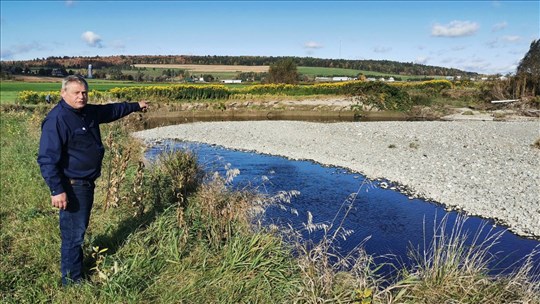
[{"left": 133, "top": 120, "right": 540, "bottom": 239}]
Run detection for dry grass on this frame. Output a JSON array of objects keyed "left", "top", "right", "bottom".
[
  {"left": 12, "top": 76, "right": 63, "bottom": 82},
  {"left": 391, "top": 215, "right": 540, "bottom": 303}
]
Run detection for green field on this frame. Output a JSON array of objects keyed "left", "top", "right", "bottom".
[
  {"left": 125, "top": 65, "right": 434, "bottom": 81},
  {"left": 298, "top": 66, "right": 367, "bottom": 77},
  {"left": 0, "top": 80, "right": 174, "bottom": 104},
  {"left": 0, "top": 64, "right": 441, "bottom": 104},
  {"left": 123, "top": 68, "right": 240, "bottom": 80}
]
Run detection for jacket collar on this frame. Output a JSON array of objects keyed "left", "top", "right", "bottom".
[{"left": 60, "top": 99, "right": 85, "bottom": 114}]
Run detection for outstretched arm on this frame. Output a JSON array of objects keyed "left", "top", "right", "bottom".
[{"left": 96, "top": 101, "right": 148, "bottom": 124}]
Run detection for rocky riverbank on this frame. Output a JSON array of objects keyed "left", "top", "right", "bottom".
[{"left": 133, "top": 120, "right": 540, "bottom": 239}]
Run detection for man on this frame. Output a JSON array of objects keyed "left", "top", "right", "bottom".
[{"left": 37, "top": 75, "right": 148, "bottom": 285}]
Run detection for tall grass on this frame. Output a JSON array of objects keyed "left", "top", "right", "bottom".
[
  {"left": 391, "top": 215, "right": 540, "bottom": 303},
  {"left": 1, "top": 107, "right": 539, "bottom": 303}
]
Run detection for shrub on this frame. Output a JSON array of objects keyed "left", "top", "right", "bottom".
[{"left": 17, "top": 90, "right": 108, "bottom": 104}]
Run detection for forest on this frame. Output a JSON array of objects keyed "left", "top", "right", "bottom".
[{"left": 1, "top": 54, "right": 478, "bottom": 77}]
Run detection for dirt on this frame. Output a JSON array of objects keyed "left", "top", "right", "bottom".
[{"left": 13, "top": 76, "right": 63, "bottom": 82}]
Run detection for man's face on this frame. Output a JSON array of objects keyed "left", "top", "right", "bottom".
[{"left": 61, "top": 82, "right": 88, "bottom": 110}]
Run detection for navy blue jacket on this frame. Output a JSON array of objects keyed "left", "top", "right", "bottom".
[{"left": 37, "top": 99, "right": 142, "bottom": 195}]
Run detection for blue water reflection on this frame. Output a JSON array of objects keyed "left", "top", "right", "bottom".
[{"left": 146, "top": 140, "right": 539, "bottom": 275}]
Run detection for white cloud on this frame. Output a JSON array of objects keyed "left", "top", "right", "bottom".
[
  {"left": 0, "top": 49, "right": 14, "bottom": 60},
  {"left": 304, "top": 41, "right": 323, "bottom": 49},
  {"left": 414, "top": 56, "right": 429, "bottom": 64},
  {"left": 109, "top": 40, "right": 126, "bottom": 50},
  {"left": 373, "top": 46, "right": 392, "bottom": 53},
  {"left": 492, "top": 21, "right": 507, "bottom": 32},
  {"left": 501, "top": 35, "right": 521, "bottom": 42},
  {"left": 486, "top": 35, "right": 522, "bottom": 49},
  {"left": 486, "top": 39, "right": 499, "bottom": 48},
  {"left": 460, "top": 60, "right": 492, "bottom": 73},
  {"left": 0, "top": 41, "right": 46, "bottom": 60},
  {"left": 65, "top": 1, "right": 75, "bottom": 7},
  {"left": 451, "top": 46, "right": 466, "bottom": 51},
  {"left": 81, "top": 31, "right": 103, "bottom": 48},
  {"left": 441, "top": 57, "right": 454, "bottom": 64},
  {"left": 431, "top": 20, "right": 479, "bottom": 37}
]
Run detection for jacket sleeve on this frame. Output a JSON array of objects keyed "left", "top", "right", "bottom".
[
  {"left": 97, "top": 102, "right": 141, "bottom": 124},
  {"left": 37, "top": 117, "right": 66, "bottom": 195}
]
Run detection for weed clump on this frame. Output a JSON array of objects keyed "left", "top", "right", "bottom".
[
  {"left": 392, "top": 215, "right": 540, "bottom": 303},
  {"left": 532, "top": 138, "right": 540, "bottom": 149}
]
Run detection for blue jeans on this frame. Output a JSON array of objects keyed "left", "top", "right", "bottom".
[{"left": 59, "top": 180, "right": 95, "bottom": 285}]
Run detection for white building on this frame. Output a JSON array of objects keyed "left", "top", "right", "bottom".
[
  {"left": 332, "top": 76, "right": 353, "bottom": 81},
  {"left": 221, "top": 79, "right": 242, "bottom": 84}
]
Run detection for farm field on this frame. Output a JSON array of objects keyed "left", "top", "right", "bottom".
[
  {"left": 130, "top": 64, "right": 429, "bottom": 80},
  {"left": 0, "top": 78, "right": 174, "bottom": 104},
  {"left": 123, "top": 68, "right": 240, "bottom": 80},
  {"left": 1, "top": 64, "right": 444, "bottom": 104},
  {"left": 133, "top": 63, "right": 270, "bottom": 72}
]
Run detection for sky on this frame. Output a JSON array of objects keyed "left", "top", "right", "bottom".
[{"left": 1, "top": 1, "right": 538, "bottom": 75}]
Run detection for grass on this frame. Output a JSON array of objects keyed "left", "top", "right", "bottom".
[
  {"left": 0, "top": 79, "right": 175, "bottom": 104},
  {"left": 395, "top": 215, "right": 540, "bottom": 303},
  {"left": 1, "top": 107, "right": 539, "bottom": 303},
  {"left": 123, "top": 68, "right": 240, "bottom": 80}
]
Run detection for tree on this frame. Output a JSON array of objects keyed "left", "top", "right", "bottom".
[
  {"left": 267, "top": 59, "right": 299, "bottom": 84},
  {"left": 515, "top": 39, "right": 540, "bottom": 96},
  {"left": 517, "top": 40, "right": 540, "bottom": 75}
]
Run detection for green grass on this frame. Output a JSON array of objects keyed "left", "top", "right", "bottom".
[
  {"left": 1, "top": 109, "right": 539, "bottom": 303},
  {"left": 0, "top": 111, "right": 302, "bottom": 302},
  {"left": 0, "top": 78, "right": 255, "bottom": 104},
  {"left": 0, "top": 79, "right": 178, "bottom": 104},
  {"left": 297, "top": 66, "right": 434, "bottom": 81},
  {"left": 123, "top": 68, "right": 240, "bottom": 80},
  {"left": 299, "top": 66, "right": 366, "bottom": 77}
]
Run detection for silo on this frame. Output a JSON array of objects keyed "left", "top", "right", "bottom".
[{"left": 88, "top": 64, "right": 93, "bottom": 78}]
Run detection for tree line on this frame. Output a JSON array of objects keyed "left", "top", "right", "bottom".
[{"left": 1, "top": 54, "right": 477, "bottom": 77}]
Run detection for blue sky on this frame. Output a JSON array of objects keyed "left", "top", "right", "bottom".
[{"left": 1, "top": 1, "right": 538, "bottom": 74}]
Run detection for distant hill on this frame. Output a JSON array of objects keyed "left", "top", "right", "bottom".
[{"left": 1, "top": 55, "right": 478, "bottom": 77}]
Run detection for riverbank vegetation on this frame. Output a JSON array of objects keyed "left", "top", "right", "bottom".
[
  {"left": 8, "top": 79, "right": 469, "bottom": 113},
  {"left": 1, "top": 108, "right": 539, "bottom": 303}
]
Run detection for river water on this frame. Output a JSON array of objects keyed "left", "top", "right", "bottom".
[{"left": 145, "top": 138, "right": 539, "bottom": 276}]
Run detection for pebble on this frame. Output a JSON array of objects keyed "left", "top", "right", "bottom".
[{"left": 133, "top": 120, "right": 540, "bottom": 239}]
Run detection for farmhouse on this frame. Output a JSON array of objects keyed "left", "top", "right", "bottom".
[{"left": 51, "top": 69, "right": 65, "bottom": 77}]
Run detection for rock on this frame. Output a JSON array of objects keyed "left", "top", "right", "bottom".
[{"left": 133, "top": 120, "right": 540, "bottom": 238}]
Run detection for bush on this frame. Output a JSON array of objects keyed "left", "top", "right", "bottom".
[
  {"left": 346, "top": 81, "right": 412, "bottom": 111},
  {"left": 17, "top": 90, "right": 108, "bottom": 104}
]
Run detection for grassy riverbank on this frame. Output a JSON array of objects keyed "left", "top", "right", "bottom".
[{"left": 1, "top": 108, "right": 538, "bottom": 303}]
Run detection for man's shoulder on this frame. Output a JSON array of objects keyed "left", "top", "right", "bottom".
[{"left": 43, "top": 103, "right": 76, "bottom": 125}]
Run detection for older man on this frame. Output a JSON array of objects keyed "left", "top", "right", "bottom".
[{"left": 37, "top": 75, "right": 148, "bottom": 285}]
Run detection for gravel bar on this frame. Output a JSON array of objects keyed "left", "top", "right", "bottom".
[{"left": 133, "top": 120, "right": 540, "bottom": 239}]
